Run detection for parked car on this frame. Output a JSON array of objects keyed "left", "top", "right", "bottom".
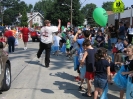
[
  {"left": 30, "top": 31, "right": 40, "bottom": 42},
  {"left": 0, "top": 42, "right": 11, "bottom": 91}
]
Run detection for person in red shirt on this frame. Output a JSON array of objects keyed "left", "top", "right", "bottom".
[
  {"left": 4, "top": 29, "right": 15, "bottom": 53},
  {"left": 21, "top": 27, "right": 30, "bottom": 50}
]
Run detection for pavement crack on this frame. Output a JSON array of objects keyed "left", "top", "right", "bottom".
[{"left": 11, "top": 54, "right": 37, "bottom": 83}]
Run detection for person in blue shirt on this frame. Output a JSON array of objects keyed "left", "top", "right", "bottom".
[
  {"left": 118, "top": 21, "right": 125, "bottom": 40},
  {"left": 95, "top": 30, "right": 105, "bottom": 47}
]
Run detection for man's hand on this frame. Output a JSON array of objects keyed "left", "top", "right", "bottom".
[
  {"left": 58, "top": 19, "right": 61, "bottom": 23},
  {"left": 129, "top": 73, "right": 133, "bottom": 77},
  {"left": 122, "top": 72, "right": 127, "bottom": 75},
  {"left": 77, "top": 29, "right": 82, "bottom": 34}
]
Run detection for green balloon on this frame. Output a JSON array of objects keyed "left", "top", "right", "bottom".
[{"left": 93, "top": 7, "right": 108, "bottom": 27}]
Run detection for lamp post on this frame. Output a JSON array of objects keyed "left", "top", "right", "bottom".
[
  {"left": 70, "top": 0, "right": 73, "bottom": 27},
  {"left": 130, "top": 5, "right": 133, "bottom": 25},
  {"left": 62, "top": 0, "right": 73, "bottom": 27}
]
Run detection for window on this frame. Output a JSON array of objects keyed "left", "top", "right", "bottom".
[
  {"left": 34, "top": 18, "right": 36, "bottom": 22},
  {"left": 37, "top": 18, "right": 39, "bottom": 21}
]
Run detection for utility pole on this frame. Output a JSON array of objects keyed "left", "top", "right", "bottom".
[{"left": 70, "top": 0, "right": 73, "bottom": 27}]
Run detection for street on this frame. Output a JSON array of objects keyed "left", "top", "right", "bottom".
[{"left": 0, "top": 39, "right": 125, "bottom": 99}]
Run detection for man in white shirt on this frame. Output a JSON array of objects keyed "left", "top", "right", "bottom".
[{"left": 37, "top": 19, "right": 61, "bottom": 67}]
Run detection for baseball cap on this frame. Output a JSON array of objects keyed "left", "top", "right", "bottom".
[{"left": 44, "top": 20, "right": 51, "bottom": 25}]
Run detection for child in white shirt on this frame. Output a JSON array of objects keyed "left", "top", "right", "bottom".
[{"left": 53, "top": 32, "right": 61, "bottom": 56}]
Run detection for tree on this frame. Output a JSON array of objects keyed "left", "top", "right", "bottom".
[
  {"left": 21, "top": 8, "right": 28, "bottom": 26},
  {"left": 3, "top": 0, "right": 32, "bottom": 25},
  {"left": 81, "top": 3, "right": 97, "bottom": 27},
  {"left": 34, "top": 0, "right": 84, "bottom": 26},
  {"left": 102, "top": 1, "right": 113, "bottom": 11}
]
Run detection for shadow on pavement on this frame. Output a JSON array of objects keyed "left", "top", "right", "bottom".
[
  {"left": 53, "top": 81, "right": 89, "bottom": 99},
  {"left": 49, "top": 72, "right": 74, "bottom": 81},
  {"left": 25, "top": 60, "right": 44, "bottom": 67},
  {"left": 40, "top": 89, "right": 54, "bottom": 94},
  {"left": 108, "top": 93, "right": 119, "bottom": 99}
]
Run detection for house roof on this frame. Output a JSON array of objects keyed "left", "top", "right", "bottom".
[
  {"left": 106, "top": 11, "right": 114, "bottom": 15},
  {"left": 27, "top": 12, "right": 44, "bottom": 23}
]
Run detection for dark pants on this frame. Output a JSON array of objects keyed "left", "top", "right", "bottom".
[
  {"left": 128, "top": 34, "right": 133, "bottom": 44},
  {"left": 8, "top": 36, "right": 15, "bottom": 53},
  {"left": 37, "top": 41, "right": 51, "bottom": 66}
]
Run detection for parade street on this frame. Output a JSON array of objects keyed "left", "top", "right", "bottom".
[{"left": 0, "top": 39, "right": 125, "bottom": 99}]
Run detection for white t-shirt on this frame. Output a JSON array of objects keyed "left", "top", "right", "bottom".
[
  {"left": 53, "top": 35, "right": 61, "bottom": 46},
  {"left": 127, "top": 28, "right": 133, "bottom": 35},
  {"left": 69, "top": 34, "right": 74, "bottom": 46},
  {"left": 40, "top": 26, "right": 58, "bottom": 44},
  {"left": 115, "top": 42, "right": 124, "bottom": 51}
]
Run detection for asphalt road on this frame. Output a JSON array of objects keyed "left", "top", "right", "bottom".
[{"left": 0, "top": 39, "right": 125, "bottom": 99}]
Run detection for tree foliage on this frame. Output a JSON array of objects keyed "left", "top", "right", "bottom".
[
  {"left": 21, "top": 8, "right": 28, "bottom": 26},
  {"left": 102, "top": 1, "right": 113, "bottom": 11},
  {"left": 34, "top": 0, "right": 84, "bottom": 26},
  {"left": 81, "top": 3, "right": 97, "bottom": 27},
  {"left": 2, "top": 0, "right": 33, "bottom": 25}
]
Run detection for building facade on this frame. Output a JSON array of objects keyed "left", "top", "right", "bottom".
[
  {"left": 108, "top": 9, "right": 133, "bottom": 27},
  {"left": 27, "top": 12, "right": 44, "bottom": 27}
]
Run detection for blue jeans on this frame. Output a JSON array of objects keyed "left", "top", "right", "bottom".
[
  {"left": 108, "top": 38, "right": 111, "bottom": 51},
  {"left": 94, "top": 77, "right": 107, "bottom": 89},
  {"left": 110, "top": 38, "right": 117, "bottom": 44},
  {"left": 8, "top": 36, "right": 15, "bottom": 53},
  {"left": 119, "top": 35, "right": 125, "bottom": 40}
]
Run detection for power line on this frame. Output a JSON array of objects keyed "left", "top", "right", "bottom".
[{"left": 81, "top": 0, "right": 87, "bottom": 6}]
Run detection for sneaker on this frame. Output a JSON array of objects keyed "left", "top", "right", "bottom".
[{"left": 78, "top": 86, "right": 82, "bottom": 91}]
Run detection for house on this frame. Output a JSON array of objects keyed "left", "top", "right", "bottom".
[
  {"left": 27, "top": 12, "right": 44, "bottom": 27},
  {"left": 108, "top": 9, "right": 133, "bottom": 27}
]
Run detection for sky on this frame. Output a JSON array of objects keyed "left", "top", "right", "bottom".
[{"left": 22, "top": 0, "right": 132, "bottom": 8}]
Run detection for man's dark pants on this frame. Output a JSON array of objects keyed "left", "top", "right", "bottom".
[
  {"left": 8, "top": 36, "right": 15, "bottom": 53},
  {"left": 37, "top": 41, "right": 51, "bottom": 66}
]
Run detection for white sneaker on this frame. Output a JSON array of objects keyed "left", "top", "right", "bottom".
[{"left": 24, "top": 47, "right": 27, "bottom": 50}]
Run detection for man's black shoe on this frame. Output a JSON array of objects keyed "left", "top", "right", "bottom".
[{"left": 45, "top": 65, "right": 49, "bottom": 68}]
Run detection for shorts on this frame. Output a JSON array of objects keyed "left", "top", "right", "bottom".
[
  {"left": 111, "top": 71, "right": 116, "bottom": 76},
  {"left": 80, "top": 66, "right": 86, "bottom": 79},
  {"left": 94, "top": 77, "right": 107, "bottom": 89},
  {"left": 85, "top": 72, "right": 94, "bottom": 80},
  {"left": 54, "top": 46, "right": 59, "bottom": 52},
  {"left": 70, "top": 46, "right": 73, "bottom": 51},
  {"left": 66, "top": 48, "right": 70, "bottom": 52},
  {"left": 23, "top": 35, "right": 28, "bottom": 42},
  {"left": 110, "top": 38, "right": 117, "bottom": 44}
]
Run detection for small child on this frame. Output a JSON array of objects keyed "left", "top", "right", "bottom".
[
  {"left": 53, "top": 32, "right": 61, "bottom": 56},
  {"left": 106, "top": 55, "right": 116, "bottom": 84},
  {"left": 81, "top": 39, "right": 96, "bottom": 97},
  {"left": 79, "top": 50, "right": 86, "bottom": 91},
  {"left": 66, "top": 36, "right": 71, "bottom": 57},
  {"left": 114, "top": 38, "right": 124, "bottom": 62},
  {"left": 94, "top": 48, "right": 111, "bottom": 99}
]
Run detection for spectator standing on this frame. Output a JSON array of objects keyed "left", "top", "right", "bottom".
[
  {"left": 21, "top": 27, "right": 30, "bottom": 50},
  {"left": 118, "top": 22, "right": 125, "bottom": 40},
  {"left": 127, "top": 25, "right": 133, "bottom": 44},
  {"left": 4, "top": 29, "right": 15, "bottom": 53}
]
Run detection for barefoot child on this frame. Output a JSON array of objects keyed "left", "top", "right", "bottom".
[{"left": 81, "top": 39, "right": 96, "bottom": 97}]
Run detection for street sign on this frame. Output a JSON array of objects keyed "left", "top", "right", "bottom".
[{"left": 112, "top": 0, "right": 125, "bottom": 13}]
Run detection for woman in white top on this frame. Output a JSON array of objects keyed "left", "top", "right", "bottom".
[{"left": 127, "top": 25, "right": 133, "bottom": 44}]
